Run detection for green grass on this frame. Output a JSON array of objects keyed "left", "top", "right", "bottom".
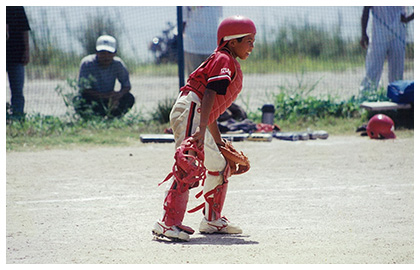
[
  {"left": 7, "top": 126, "right": 141, "bottom": 151},
  {"left": 27, "top": 56, "right": 365, "bottom": 80},
  {"left": 132, "top": 63, "right": 178, "bottom": 77},
  {"left": 7, "top": 76, "right": 414, "bottom": 152},
  {"left": 7, "top": 85, "right": 414, "bottom": 152},
  {"left": 241, "top": 55, "right": 364, "bottom": 74},
  {"left": 8, "top": 68, "right": 414, "bottom": 152},
  {"left": 6, "top": 113, "right": 413, "bottom": 152},
  {"left": 6, "top": 114, "right": 169, "bottom": 151}
]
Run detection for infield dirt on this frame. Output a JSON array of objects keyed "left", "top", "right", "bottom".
[{"left": 6, "top": 134, "right": 414, "bottom": 263}]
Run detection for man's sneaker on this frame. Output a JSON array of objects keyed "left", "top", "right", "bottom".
[
  {"left": 152, "top": 221, "right": 193, "bottom": 242},
  {"left": 199, "top": 217, "right": 242, "bottom": 234}
]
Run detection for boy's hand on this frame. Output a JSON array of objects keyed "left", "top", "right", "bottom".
[{"left": 191, "top": 126, "right": 206, "bottom": 148}]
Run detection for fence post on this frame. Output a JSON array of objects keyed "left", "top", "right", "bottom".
[{"left": 177, "top": 6, "right": 185, "bottom": 89}]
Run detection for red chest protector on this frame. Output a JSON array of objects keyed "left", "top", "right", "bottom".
[
  {"left": 208, "top": 60, "right": 243, "bottom": 124},
  {"left": 181, "top": 50, "right": 243, "bottom": 125}
]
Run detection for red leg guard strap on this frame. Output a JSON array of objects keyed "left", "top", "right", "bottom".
[{"left": 208, "top": 170, "right": 220, "bottom": 176}]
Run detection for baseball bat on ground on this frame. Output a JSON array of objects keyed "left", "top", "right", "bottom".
[{"left": 273, "top": 130, "right": 328, "bottom": 141}]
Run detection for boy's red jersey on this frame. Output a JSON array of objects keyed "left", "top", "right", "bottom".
[{"left": 181, "top": 48, "right": 243, "bottom": 124}]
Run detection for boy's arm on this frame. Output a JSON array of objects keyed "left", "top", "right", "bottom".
[
  {"left": 192, "top": 88, "right": 217, "bottom": 148},
  {"left": 208, "top": 120, "right": 223, "bottom": 146}
]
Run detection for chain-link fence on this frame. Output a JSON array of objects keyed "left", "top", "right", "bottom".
[{"left": 6, "top": 6, "right": 414, "bottom": 118}]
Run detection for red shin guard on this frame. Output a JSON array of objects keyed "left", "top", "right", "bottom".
[
  {"left": 162, "top": 181, "right": 189, "bottom": 227},
  {"left": 204, "top": 181, "right": 228, "bottom": 221}
]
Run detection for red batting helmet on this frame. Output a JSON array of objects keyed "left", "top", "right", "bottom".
[
  {"left": 217, "top": 15, "right": 256, "bottom": 48},
  {"left": 366, "top": 114, "right": 396, "bottom": 139}
]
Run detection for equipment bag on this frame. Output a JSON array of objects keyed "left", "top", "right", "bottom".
[{"left": 387, "top": 80, "right": 414, "bottom": 104}]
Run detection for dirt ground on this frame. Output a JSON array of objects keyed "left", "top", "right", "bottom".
[{"left": 5, "top": 134, "right": 414, "bottom": 264}]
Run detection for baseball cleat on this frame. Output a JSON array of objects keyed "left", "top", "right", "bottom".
[
  {"left": 152, "top": 221, "right": 192, "bottom": 242},
  {"left": 199, "top": 217, "right": 242, "bottom": 234}
]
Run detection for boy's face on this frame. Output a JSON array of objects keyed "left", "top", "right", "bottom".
[{"left": 229, "top": 34, "right": 255, "bottom": 60}]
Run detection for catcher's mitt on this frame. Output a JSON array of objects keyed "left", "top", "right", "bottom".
[{"left": 218, "top": 139, "right": 250, "bottom": 175}]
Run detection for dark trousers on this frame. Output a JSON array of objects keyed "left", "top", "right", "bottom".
[{"left": 6, "top": 62, "right": 25, "bottom": 115}]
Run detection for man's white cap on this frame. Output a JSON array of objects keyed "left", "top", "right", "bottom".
[{"left": 96, "top": 35, "right": 117, "bottom": 53}]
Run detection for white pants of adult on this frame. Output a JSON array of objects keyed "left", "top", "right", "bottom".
[
  {"left": 360, "top": 7, "right": 407, "bottom": 92},
  {"left": 361, "top": 37, "right": 405, "bottom": 91}
]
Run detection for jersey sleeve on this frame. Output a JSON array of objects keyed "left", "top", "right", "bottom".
[{"left": 205, "top": 53, "right": 235, "bottom": 95}]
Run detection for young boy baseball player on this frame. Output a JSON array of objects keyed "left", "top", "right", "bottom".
[{"left": 153, "top": 15, "right": 256, "bottom": 241}]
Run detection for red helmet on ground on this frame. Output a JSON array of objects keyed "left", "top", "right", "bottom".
[
  {"left": 366, "top": 114, "right": 396, "bottom": 139},
  {"left": 217, "top": 15, "right": 256, "bottom": 48}
]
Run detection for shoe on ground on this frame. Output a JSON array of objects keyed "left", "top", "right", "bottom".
[
  {"left": 199, "top": 216, "right": 242, "bottom": 234},
  {"left": 152, "top": 221, "right": 193, "bottom": 242}
]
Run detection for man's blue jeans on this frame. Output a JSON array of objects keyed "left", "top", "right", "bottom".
[{"left": 6, "top": 63, "right": 25, "bottom": 115}]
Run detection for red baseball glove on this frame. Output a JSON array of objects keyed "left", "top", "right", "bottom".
[{"left": 218, "top": 139, "right": 250, "bottom": 175}]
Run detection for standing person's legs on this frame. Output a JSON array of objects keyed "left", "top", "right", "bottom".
[
  {"left": 387, "top": 38, "right": 405, "bottom": 83},
  {"left": 360, "top": 40, "right": 388, "bottom": 93},
  {"left": 7, "top": 63, "right": 25, "bottom": 116}
]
